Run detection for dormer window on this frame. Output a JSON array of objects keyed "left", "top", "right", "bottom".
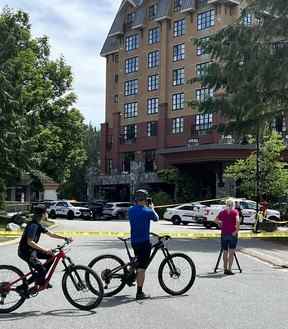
[
  {"left": 174, "top": 0, "right": 183, "bottom": 12},
  {"left": 127, "top": 12, "right": 136, "bottom": 26},
  {"left": 148, "top": 4, "right": 158, "bottom": 19}
]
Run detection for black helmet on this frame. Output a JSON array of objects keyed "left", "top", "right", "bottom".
[
  {"left": 134, "top": 189, "right": 149, "bottom": 202},
  {"left": 33, "top": 204, "right": 47, "bottom": 215}
]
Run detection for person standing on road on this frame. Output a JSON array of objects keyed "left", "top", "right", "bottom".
[
  {"left": 128, "top": 189, "right": 159, "bottom": 300},
  {"left": 215, "top": 199, "right": 240, "bottom": 275}
]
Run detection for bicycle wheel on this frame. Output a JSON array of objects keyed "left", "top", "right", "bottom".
[
  {"left": 62, "top": 265, "right": 103, "bottom": 310},
  {"left": 88, "top": 255, "right": 126, "bottom": 297},
  {"left": 158, "top": 253, "right": 196, "bottom": 296},
  {"left": 0, "top": 265, "right": 26, "bottom": 313}
]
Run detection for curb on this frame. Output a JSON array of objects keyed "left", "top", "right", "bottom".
[
  {"left": 239, "top": 248, "right": 288, "bottom": 267},
  {"left": 0, "top": 222, "right": 58, "bottom": 247}
]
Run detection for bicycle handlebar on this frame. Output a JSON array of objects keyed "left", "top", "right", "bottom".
[
  {"left": 52, "top": 239, "right": 72, "bottom": 253},
  {"left": 150, "top": 232, "right": 171, "bottom": 241}
]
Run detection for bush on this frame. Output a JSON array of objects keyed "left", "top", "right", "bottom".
[{"left": 151, "top": 191, "right": 174, "bottom": 219}]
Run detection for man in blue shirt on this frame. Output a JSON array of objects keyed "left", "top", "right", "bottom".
[{"left": 128, "top": 189, "right": 159, "bottom": 300}]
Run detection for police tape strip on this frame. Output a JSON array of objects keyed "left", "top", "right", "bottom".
[{"left": 1, "top": 230, "right": 288, "bottom": 239}]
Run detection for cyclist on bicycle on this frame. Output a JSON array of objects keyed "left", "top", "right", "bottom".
[
  {"left": 128, "top": 189, "right": 159, "bottom": 300},
  {"left": 17, "top": 204, "right": 70, "bottom": 296}
]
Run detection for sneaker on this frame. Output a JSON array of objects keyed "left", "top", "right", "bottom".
[
  {"left": 225, "top": 270, "right": 234, "bottom": 276},
  {"left": 136, "top": 292, "right": 150, "bottom": 300}
]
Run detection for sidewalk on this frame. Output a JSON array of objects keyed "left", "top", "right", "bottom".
[{"left": 240, "top": 239, "right": 288, "bottom": 267}]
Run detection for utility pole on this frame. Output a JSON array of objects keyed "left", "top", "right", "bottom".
[{"left": 254, "top": 122, "right": 260, "bottom": 233}]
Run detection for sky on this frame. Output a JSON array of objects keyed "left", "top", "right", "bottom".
[{"left": 0, "top": 0, "right": 123, "bottom": 126}]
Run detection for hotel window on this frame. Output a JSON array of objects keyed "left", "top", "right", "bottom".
[
  {"left": 196, "top": 88, "right": 213, "bottom": 102},
  {"left": 147, "top": 122, "right": 158, "bottom": 137},
  {"left": 196, "top": 113, "right": 213, "bottom": 131},
  {"left": 124, "top": 79, "right": 138, "bottom": 96},
  {"left": 196, "top": 36, "right": 209, "bottom": 56},
  {"left": 107, "top": 159, "right": 112, "bottom": 175},
  {"left": 243, "top": 14, "right": 253, "bottom": 26},
  {"left": 173, "top": 43, "right": 185, "bottom": 61},
  {"left": 124, "top": 102, "right": 138, "bottom": 119},
  {"left": 172, "top": 117, "right": 184, "bottom": 134},
  {"left": 127, "top": 12, "right": 136, "bottom": 26},
  {"left": 145, "top": 150, "right": 156, "bottom": 172},
  {"left": 148, "top": 4, "right": 158, "bottom": 19},
  {"left": 125, "top": 57, "right": 139, "bottom": 74},
  {"left": 148, "top": 50, "right": 160, "bottom": 68},
  {"left": 121, "top": 152, "right": 135, "bottom": 172},
  {"left": 173, "top": 18, "right": 186, "bottom": 37},
  {"left": 147, "top": 98, "right": 159, "bottom": 114},
  {"left": 197, "top": 0, "right": 208, "bottom": 8},
  {"left": 197, "top": 9, "right": 215, "bottom": 31},
  {"left": 148, "top": 27, "right": 160, "bottom": 44},
  {"left": 196, "top": 62, "right": 209, "bottom": 78},
  {"left": 122, "top": 125, "right": 137, "bottom": 141},
  {"left": 172, "top": 93, "right": 185, "bottom": 111},
  {"left": 148, "top": 74, "right": 160, "bottom": 91},
  {"left": 125, "top": 34, "right": 140, "bottom": 51},
  {"left": 174, "top": 0, "right": 183, "bottom": 12},
  {"left": 173, "top": 68, "right": 185, "bottom": 86}
]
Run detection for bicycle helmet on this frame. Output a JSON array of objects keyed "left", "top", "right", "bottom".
[
  {"left": 134, "top": 189, "right": 149, "bottom": 202},
  {"left": 33, "top": 204, "right": 47, "bottom": 215}
]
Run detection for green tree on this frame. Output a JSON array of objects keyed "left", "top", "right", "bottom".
[
  {"left": 192, "top": 0, "right": 288, "bottom": 136},
  {"left": 0, "top": 7, "right": 87, "bottom": 201},
  {"left": 58, "top": 124, "right": 101, "bottom": 200},
  {"left": 224, "top": 132, "right": 288, "bottom": 201}
]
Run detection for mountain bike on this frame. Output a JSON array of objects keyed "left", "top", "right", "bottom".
[
  {"left": 0, "top": 240, "right": 103, "bottom": 313},
  {"left": 88, "top": 232, "right": 196, "bottom": 297}
]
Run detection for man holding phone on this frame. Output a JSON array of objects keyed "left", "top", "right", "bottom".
[{"left": 128, "top": 189, "right": 159, "bottom": 300}]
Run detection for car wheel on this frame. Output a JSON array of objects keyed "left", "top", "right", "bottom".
[
  {"left": 172, "top": 216, "right": 181, "bottom": 225},
  {"left": 204, "top": 222, "right": 212, "bottom": 229},
  {"left": 182, "top": 222, "right": 188, "bottom": 226},
  {"left": 117, "top": 212, "right": 126, "bottom": 220},
  {"left": 67, "top": 211, "right": 74, "bottom": 220},
  {"left": 49, "top": 210, "right": 56, "bottom": 219}
]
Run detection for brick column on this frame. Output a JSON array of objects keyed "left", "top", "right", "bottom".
[
  {"left": 100, "top": 123, "right": 109, "bottom": 174},
  {"left": 112, "top": 112, "right": 121, "bottom": 173},
  {"left": 157, "top": 102, "right": 168, "bottom": 169}
]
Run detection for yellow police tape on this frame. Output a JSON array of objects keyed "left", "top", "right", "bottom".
[{"left": 1, "top": 230, "right": 288, "bottom": 239}]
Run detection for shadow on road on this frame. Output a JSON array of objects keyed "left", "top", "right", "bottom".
[
  {"left": 99, "top": 293, "right": 189, "bottom": 308},
  {"left": 0, "top": 309, "right": 96, "bottom": 321}
]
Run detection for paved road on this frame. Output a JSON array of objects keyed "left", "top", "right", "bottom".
[{"left": 0, "top": 220, "right": 287, "bottom": 329}]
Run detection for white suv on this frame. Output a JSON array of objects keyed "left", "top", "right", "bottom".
[
  {"left": 164, "top": 203, "right": 209, "bottom": 225},
  {"left": 202, "top": 199, "right": 281, "bottom": 228},
  {"left": 48, "top": 200, "right": 92, "bottom": 220},
  {"left": 102, "top": 202, "right": 132, "bottom": 220}
]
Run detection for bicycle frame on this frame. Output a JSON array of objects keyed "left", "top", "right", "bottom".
[
  {"left": 109, "top": 238, "right": 174, "bottom": 279},
  {"left": 6, "top": 249, "right": 74, "bottom": 293}
]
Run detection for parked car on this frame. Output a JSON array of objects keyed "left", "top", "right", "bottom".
[
  {"left": 102, "top": 202, "right": 132, "bottom": 220},
  {"left": 163, "top": 203, "right": 209, "bottom": 225},
  {"left": 88, "top": 200, "right": 108, "bottom": 219},
  {"left": 48, "top": 200, "right": 92, "bottom": 220},
  {"left": 202, "top": 198, "right": 281, "bottom": 228}
]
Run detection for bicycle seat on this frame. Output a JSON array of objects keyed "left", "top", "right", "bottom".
[{"left": 117, "top": 237, "right": 130, "bottom": 242}]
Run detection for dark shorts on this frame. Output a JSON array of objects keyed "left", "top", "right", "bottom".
[
  {"left": 132, "top": 242, "right": 152, "bottom": 270},
  {"left": 18, "top": 250, "right": 53, "bottom": 285},
  {"left": 221, "top": 235, "right": 238, "bottom": 251}
]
